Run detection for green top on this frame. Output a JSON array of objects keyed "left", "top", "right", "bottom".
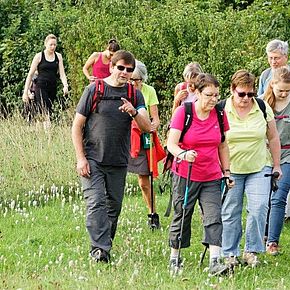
[
  {"left": 141, "top": 83, "right": 159, "bottom": 113},
  {"left": 225, "top": 97, "right": 274, "bottom": 174}
]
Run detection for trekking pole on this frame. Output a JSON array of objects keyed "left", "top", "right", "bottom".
[
  {"left": 149, "top": 132, "right": 155, "bottom": 229},
  {"left": 264, "top": 171, "right": 279, "bottom": 237},
  {"left": 174, "top": 162, "right": 193, "bottom": 274},
  {"left": 199, "top": 177, "right": 230, "bottom": 267}
]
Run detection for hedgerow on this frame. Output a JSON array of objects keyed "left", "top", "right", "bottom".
[{"left": 0, "top": 0, "right": 289, "bottom": 126}]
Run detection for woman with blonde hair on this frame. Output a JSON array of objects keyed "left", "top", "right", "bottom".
[
  {"left": 172, "top": 62, "right": 203, "bottom": 113},
  {"left": 264, "top": 67, "right": 290, "bottom": 255},
  {"left": 22, "top": 34, "right": 68, "bottom": 120}
]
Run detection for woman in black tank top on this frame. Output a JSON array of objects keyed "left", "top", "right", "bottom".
[{"left": 22, "top": 34, "right": 68, "bottom": 121}]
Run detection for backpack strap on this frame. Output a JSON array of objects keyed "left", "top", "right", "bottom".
[
  {"left": 162, "top": 102, "right": 193, "bottom": 175},
  {"left": 91, "top": 79, "right": 104, "bottom": 113},
  {"left": 91, "top": 81, "right": 137, "bottom": 113},
  {"left": 163, "top": 103, "right": 192, "bottom": 218},
  {"left": 127, "top": 83, "right": 137, "bottom": 107},
  {"left": 180, "top": 102, "right": 193, "bottom": 142},
  {"left": 218, "top": 99, "right": 226, "bottom": 110},
  {"left": 215, "top": 103, "right": 225, "bottom": 143},
  {"left": 219, "top": 97, "right": 267, "bottom": 121},
  {"left": 255, "top": 97, "right": 267, "bottom": 121}
]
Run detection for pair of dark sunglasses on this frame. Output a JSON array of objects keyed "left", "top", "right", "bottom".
[
  {"left": 116, "top": 65, "right": 134, "bottom": 73},
  {"left": 235, "top": 90, "right": 255, "bottom": 98},
  {"left": 130, "top": 78, "right": 142, "bottom": 82}
]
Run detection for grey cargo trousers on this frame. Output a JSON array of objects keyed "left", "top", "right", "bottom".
[
  {"left": 81, "top": 159, "right": 127, "bottom": 253},
  {"left": 169, "top": 174, "right": 222, "bottom": 249}
]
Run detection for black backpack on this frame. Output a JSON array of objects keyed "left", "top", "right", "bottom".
[
  {"left": 162, "top": 102, "right": 225, "bottom": 174},
  {"left": 218, "top": 97, "right": 267, "bottom": 121},
  {"left": 162, "top": 101, "right": 226, "bottom": 217}
]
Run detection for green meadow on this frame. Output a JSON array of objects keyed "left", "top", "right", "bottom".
[{"left": 1, "top": 115, "right": 290, "bottom": 289}]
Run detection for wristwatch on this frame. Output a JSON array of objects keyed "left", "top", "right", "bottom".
[{"left": 131, "top": 110, "right": 139, "bottom": 118}]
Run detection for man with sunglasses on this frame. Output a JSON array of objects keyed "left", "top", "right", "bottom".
[
  {"left": 72, "top": 50, "right": 151, "bottom": 264},
  {"left": 258, "top": 39, "right": 289, "bottom": 97}
]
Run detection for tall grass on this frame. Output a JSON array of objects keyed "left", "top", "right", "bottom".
[
  {"left": 0, "top": 112, "right": 78, "bottom": 205},
  {"left": 1, "top": 113, "right": 290, "bottom": 289}
]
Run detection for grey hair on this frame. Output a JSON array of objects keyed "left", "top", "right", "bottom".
[
  {"left": 266, "top": 39, "right": 288, "bottom": 56},
  {"left": 134, "top": 60, "right": 148, "bottom": 82},
  {"left": 182, "top": 62, "right": 203, "bottom": 80}
]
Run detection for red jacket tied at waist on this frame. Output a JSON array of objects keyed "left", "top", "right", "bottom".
[{"left": 130, "top": 120, "right": 166, "bottom": 178}]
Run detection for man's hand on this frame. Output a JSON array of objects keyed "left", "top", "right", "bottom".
[
  {"left": 77, "top": 157, "right": 91, "bottom": 178},
  {"left": 119, "top": 97, "right": 136, "bottom": 116}
]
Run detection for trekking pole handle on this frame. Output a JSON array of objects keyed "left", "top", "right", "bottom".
[
  {"left": 264, "top": 171, "right": 280, "bottom": 179},
  {"left": 264, "top": 171, "right": 279, "bottom": 192}
]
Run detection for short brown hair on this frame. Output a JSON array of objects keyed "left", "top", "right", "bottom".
[
  {"left": 231, "top": 70, "right": 255, "bottom": 91},
  {"left": 111, "top": 50, "right": 135, "bottom": 68},
  {"left": 194, "top": 73, "right": 219, "bottom": 92}
]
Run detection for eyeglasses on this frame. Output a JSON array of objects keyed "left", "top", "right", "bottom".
[
  {"left": 130, "top": 78, "right": 142, "bottom": 82},
  {"left": 235, "top": 90, "right": 255, "bottom": 98},
  {"left": 116, "top": 65, "right": 134, "bottom": 73},
  {"left": 202, "top": 92, "right": 220, "bottom": 100}
]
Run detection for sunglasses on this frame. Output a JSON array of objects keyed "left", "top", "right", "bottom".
[
  {"left": 130, "top": 78, "right": 142, "bottom": 82},
  {"left": 235, "top": 90, "right": 255, "bottom": 98},
  {"left": 116, "top": 65, "right": 134, "bottom": 73}
]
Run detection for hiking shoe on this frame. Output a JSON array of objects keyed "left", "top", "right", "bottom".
[
  {"left": 209, "top": 258, "right": 229, "bottom": 276},
  {"left": 148, "top": 213, "right": 161, "bottom": 230},
  {"left": 90, "top": 247, "right": 110, "bottom": 263},
  {"left": 266, "top": 242, "right": 280, "bottom": 256},
  {"left": 169, "top": 257, "right": 183, "bottom": 276},
  {"left": 242, "top": 252, "right": 260, "bottom": 267},
  {"left": 224, "top": 256, "right": 240, "bottom": 267}
]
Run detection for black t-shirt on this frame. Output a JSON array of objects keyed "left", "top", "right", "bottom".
[{"left": 76, "top": 82, "right": 146, "bottom": 166}]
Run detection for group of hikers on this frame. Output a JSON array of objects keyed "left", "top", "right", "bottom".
[{"left": 22, "top": 34, "right": 290, "bottom": 276}]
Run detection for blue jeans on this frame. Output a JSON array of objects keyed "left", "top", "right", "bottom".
[
  {"left": 268, "top": 163, "right": 290, "bottom": 244},
  {"left": 222, "top": 166, "right": 272, "bottom": 257}
]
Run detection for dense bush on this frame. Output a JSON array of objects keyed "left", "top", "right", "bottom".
[{"left": 0, "top": 0, "right": 289, "bottom": 126}]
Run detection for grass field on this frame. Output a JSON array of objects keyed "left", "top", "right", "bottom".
[{"left": 1, "top": 115, "right": 290, "bottom": 289}]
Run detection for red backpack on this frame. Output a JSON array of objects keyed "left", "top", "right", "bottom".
[{"left": 90, "top": 79, "right": 137, "bottom": 113}]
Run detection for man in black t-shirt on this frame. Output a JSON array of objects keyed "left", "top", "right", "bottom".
[{"left": 72, "top": 50, "right": 151, "bottom": 263}]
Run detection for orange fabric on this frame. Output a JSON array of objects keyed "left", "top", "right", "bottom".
[
  {"left": 130, "top": 121, "right": 166, "bottom": 178},
  {"left": 146, "top": 132, "right": 166, "bottom": 178}
]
